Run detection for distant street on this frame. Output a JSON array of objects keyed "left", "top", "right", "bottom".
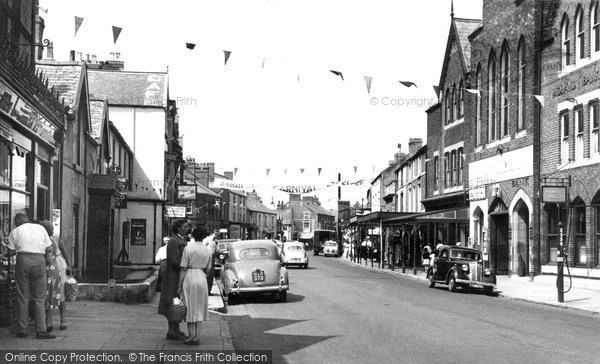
[{"left": 224, "top": 256, "right": 600, "bottom": 364}]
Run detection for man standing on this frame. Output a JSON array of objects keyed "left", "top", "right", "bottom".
[
  {"left": 7, "top": 213, "right": 55, "bottom": 339},
  {"left": 202, "top": 229, "right": 218, "bottom": 295}
]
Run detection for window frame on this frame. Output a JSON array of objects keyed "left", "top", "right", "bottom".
[
  {"left": 593, "top": 2, "right": 600, "bottom": 55},
  {"left": 576, "top": 6, "right": 585, "bottom": 61},
  {"left": 560, "top": 110, "right": 570, "bottom": 163},
  {"left": 590, "top": 100, "right": 600, "bottom": 155},
  {"left": 500, "top": 45, "right": 510, "bottom": 137},
  {"left": 575, "top": 106, "right": 584, "bottom": 160},
  {"left": 488, "top": 52, "right": 497, "bottom": 142},
  {"left": 562, "top": 15, "right": 571, "bottom": 68},
  {"left": 517, "top": 39, "right": 526, "bottom": 131}
]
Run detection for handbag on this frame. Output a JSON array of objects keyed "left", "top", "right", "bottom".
[
  {"left": 165, "top": 296, "right": 187, "bottom": 323},
  {"left": 65, "top": 275, "right": 78, "bottom": 302}
]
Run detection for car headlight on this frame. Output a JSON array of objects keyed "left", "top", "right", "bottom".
[
  {"left": 484, "top": 268, "right": 491, "bottom": 275},
  {"left": 219, "top": 254, "right": 225, "bottom": 260},
  {"left": 461, "top": 264, "right": 469, "bottom": 272}
]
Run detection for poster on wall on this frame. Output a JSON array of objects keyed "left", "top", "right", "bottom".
[
  {"left": 177, "top": 185, "right": 196, "bottom": 200},
  {"left": 52, "top": 209, "right": 61, "bottom": 238},
  {"left": 130, "top": 219, "right": 146, "bottom": 245}
]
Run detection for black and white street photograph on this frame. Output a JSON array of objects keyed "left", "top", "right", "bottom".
[{"left": 1, "top": 0, "right": 600, "bottom": 363}]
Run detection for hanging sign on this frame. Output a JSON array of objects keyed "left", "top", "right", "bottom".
[
  {"left": 177, "top": 185, "right": 196, "bottom": 200},
  {"left": 541, "top": 186, "right": 567, "bottom": 203},
  {"left": 165, "top": 205, "right": 186, "bottom": 218}
]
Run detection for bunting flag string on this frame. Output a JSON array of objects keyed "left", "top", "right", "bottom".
[
  {"left": 353, "top": 166, "right": 358, "bottom": 174},
  {"left": 234, "top": 167, "right": 238, "bottom": 176},
  {"left": 364, "top": 76, "right": 373, "bottom": 95},
  {"left": 185, "top": 42, "right": 196, "bottom": 50},
  {"left": 433, "top": 85, "right": 441, "bottom": 98},
  {"left": 74, "top": 16, "right": 84, "bottom": 36},
  {"left": 266, "top": 168, "right": 271, "bottom": 176},
  {"left": 330, "top": 70, "right": 344, "bottom": 81},
  {"left": 112, "top": 26, "right": 122, "bottom": 44},
  {"left": 399, "top": 81, "right": 417, "bottom": 88},
  {"left": 224, "top": 50, "right": 232, "bottom": 66},
  {"left": 300, "top": 168, "right": 305, "bottom": 175},
  {"left": 318, "top": 168, "right": 322, "bottom": 176},
  {"left": 284, "top": 168, "right": 288, "bottom": 175}
]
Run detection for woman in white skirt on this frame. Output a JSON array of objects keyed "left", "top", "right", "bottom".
[{"left": 178, "top": 228, "right": 212, "bottom": 345}]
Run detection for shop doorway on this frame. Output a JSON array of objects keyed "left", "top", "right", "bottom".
[
  {"left": 472, "top": 207, "right": 484, "bottom": 250},
  {"left": 513, "top": 199, "right": 529, "bottom": 277},
  {"left": 489, "top": 198, "right": 509, "bottom": 275}
]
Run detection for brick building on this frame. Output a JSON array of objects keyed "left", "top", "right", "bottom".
[
  {"left": 540, "top": 0, "right": 600, "bottom": 278},
  {"left": 467, "top": 0, "right": 543, "bottom": 276}
]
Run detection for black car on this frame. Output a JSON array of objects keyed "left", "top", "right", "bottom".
[{"left": 427, "top": 245, "right": 496, "bottom": 295}]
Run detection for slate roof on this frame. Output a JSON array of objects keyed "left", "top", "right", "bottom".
[
  {"left": 304, "top": 201, "right": 335, "bottom": 217},
  {"left": 35, "top": 61, "right": 84, "bottom": 110},
  {"left": 89, "top": 100, "right": 105, "bottom": 143},
  {"left": 454, "top": 18, "right": 481, "bottom": 69},
  {"left": 196, "top": 183, "right": 220, "bottom": 198},
  {"left": 88, "top": 70, "right": 168, "bottom": 108},
  {"left": 247, "top": 198, "right": 277, "bottom": 215}
]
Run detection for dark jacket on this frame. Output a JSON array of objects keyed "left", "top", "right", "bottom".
[{"left": 157, "top": 234, "right": 187, "bottom": 315}]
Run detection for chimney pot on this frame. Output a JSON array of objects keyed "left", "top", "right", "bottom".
[
  {"left": 45, "top": 41, "right": 54, "bottom": 60},
  {"left": 77, "top": 52, "right": 82, "bottom": 61},
  {"left": 69, "top": 50, "right": 75, "bottom": 62}
]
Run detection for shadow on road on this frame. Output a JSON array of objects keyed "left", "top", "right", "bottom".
[
  {"left": 228, "top": 292, "right": 305, "bottom": 305},
  {"left": 225, "top": 315, "right": 337, "bottom": 364}
]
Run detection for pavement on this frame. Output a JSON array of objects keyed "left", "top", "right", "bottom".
[
  {"left": 0, "top": 281, "right": 233, "bottom": 350},
  {"left": 342, "top": 256, "right": 600, "bottom": 314}
]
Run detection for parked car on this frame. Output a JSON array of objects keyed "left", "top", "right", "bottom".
[
  {"left": 215, "top": 239, "right": 240, "bottom": 272},
  {"left": 427, "top": 245, "right": 496, "bottom": 295},
  {"left": 281, "top": 241, "right": 309, "bottom": 268},
  {"left": 323, "top": 241, "right": 339, "bottom": 257},
  {"left": 220, "top": 240, "right": 289, "bottom": 304}
]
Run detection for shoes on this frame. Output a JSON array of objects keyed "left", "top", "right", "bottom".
[
  {"left": 16, "top": 332, "right": 27, "bottom": 338},
  {"left": 166, "top": 332, "right": 187, "bottom": 341},
  {"left": 184, "top": 338, "right": 200, "bottom": 345},
  {"left": 59, "top": 325, "right": 67, "bottom": 330},
  {"left": 47, "top": 326, "right": 53, "bottom": 332},
  {"left": 36, "top": 332, "right": 56, "bottom": 339}
]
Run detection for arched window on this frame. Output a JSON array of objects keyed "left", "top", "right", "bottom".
[
  {"left": 476, "top": 65, "right": 482, "bottom": 146},
  {"left": 560, "top": 110, "right": 570, "bottom": 163},
  {"left": 458, "top": 80, "right": 464, "bottom": 119},
  {"left": 445, "top": 88, "right": 451, "bottom": 125},
  {"left": 488, "top": 51, "right": 497, "bottom": 142},
  {"left": 500, "top": 44, "right": 510, "bottom": 137},
  {"left": 576, "top": 6, "right": 585, "bottom": 61},
  {"left": 517, "top": 38, "right": 526, "bottom": 130},
  {"left": 573, "top": 198, "right": 586, "bottom": 266},
  {"left": 593, "top": 2, "right": 600, "bottom": 55},
  {"left": 457, "top": 148, "right": 463, "bottom": 185},
  {"left": 562, "top": 15, "right": 571, "bottom": 67},
  {"left": 452, "top": 84, "right": 457, "bottom": 122}
]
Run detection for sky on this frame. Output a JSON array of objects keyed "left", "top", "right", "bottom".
[{"left": 40, "top": 0, "right": 483, "bottom": 210}]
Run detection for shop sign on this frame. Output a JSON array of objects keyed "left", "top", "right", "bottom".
[
  {"left": 541, "top": 186, "right": 567, "bottom": 203},
  {"left": 130, "top": 219, "right": 146, "bottom": 245},
  {"left": 165, "top": 205, "right": 186, "bottom": 218},
  {"left": 469, "top": 186, "right": 486, "bottom": 201},
  {"left": 300, "top": 232, "right": 314, "bottom": 239},
  {"left": 177, "top": 185, "right": 196, "bottom": 200},
  {"left": 230, "top": 224, "right": 241, "bottom": 239},
  {"left": 0, "top": 79, "right": 56, "bottom": 145}
]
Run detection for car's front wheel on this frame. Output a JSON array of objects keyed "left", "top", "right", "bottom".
[
  {"left": 428, "top": 272, "right": 435, "bottom": 288},
  {"left": 448, "top": 275, "right": 457, "bottom": 292}
]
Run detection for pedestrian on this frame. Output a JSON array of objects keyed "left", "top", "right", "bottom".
[
  {"left": 6, "top": 213, "right": 55, "bottom": 339},
  {"left": 202, "top": 230, "right": 218, "bottom": 295},
  {"left": 422, "top": 245, "right": 431, "bottom": 272},
  {"left": 155, "top": 237, "right": 169, "bottom": 293},
  {"left": 343, "top": 240, "right": 350, "bottom": 259},
  {"left": 178, "top": 228, "right": 212, "bottom": 345},
  {"left": 158, "top": 219, "right": 188, "bottom": 340},
  {"left": 39, "top": 221, "right": 69, "bottom": 332}
]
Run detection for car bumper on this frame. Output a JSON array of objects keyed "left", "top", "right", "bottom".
[
  {"left": 283, "top": 259, "right": 308, "bottom": 265},
  {"left": 228, "top": 285, "right": 289, "bottom": 294},
  {"left": 455, "top": 279, "right": 496, "bottom": 289}
]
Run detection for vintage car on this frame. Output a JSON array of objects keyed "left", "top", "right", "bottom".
[
  {"left": 215, "top": 239, "right": 240, "bottom": 271},
  {"left": 427, "top": 245, "right": 496, "bottom": 295},
  {"left": 281, "top": 241, "right": 309, "bottom": 268},
  {"left": 220, "top": 240, "right": 289, "bottom": 304},
  {"left": 323, "top": 240, "right": 339, "bottom": 257}
]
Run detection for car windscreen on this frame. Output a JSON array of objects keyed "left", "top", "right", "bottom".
[
  {"left": 218, "top": 243, "right": 228, "bottom": 250},
  {"left": 239, "top": 248, "right": 274, "bottom": 260},
  {"left": 285, "top": 245, "right": 304, "bottom": 251},
  {"left": 450, "top": 249, "right": 480, "bottom": 260}
]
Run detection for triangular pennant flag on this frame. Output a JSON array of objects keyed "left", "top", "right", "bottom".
[
  {"left": 38, "top": 6, "right": 48, "bottom": 14},
  {"left": 318, "top": 168, "right": 322, "bottom": 176},
  {"left": 74, "top": 16, "right": 84, "bottom": 36},
  {"left": 284, "top": 168, "right": 288, "bottom": 175},
  {"left": 534, "top": 95, "right": 544, "bottom": 108},
  {"left": 372, "top": 165, "right": 376, "bottom": 173},
  {"left": 297, "top": 75, "right": 300, "bottom": 82},
  {"left": 261, "top": 58, "right": 267, "bottom": 69},
  {"left": 353, "top": 166, "right": 358, "bottom": 174},
  {"left": 364, "top": 76, "right": 373, "bottom": 94},
  {"left": 224, "top": 50, "right": 232, "bottom": 66},
  {"left": 300, "top": 168, "right": 305, "bottom": 175},
  {"left": 330, "top": 70, "right": 344, "bottom": 81},
  {"left": 185, "top": 42, "right": 196, "bottom": 50},
  {"left": 399, "top": 81, "right": 417, "bottom": 88},
  {"left": 234, "top": 167, "right": 238, "bottom": 176},
  {"left": 112, "top": 26, "right": 122, "bottom": 44},
  {"left": 465, "top": 89, "right": 480, "bottom": 96},
  {"left": 266, "top": 168, "right": 271, "bottom": 176},
  {"left": 433, "top": 85, "right": 441, "bottom": 98}
]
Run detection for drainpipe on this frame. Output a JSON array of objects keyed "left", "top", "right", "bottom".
[{"left": 532, "top": 0, "right": 543, "bottom": 281}]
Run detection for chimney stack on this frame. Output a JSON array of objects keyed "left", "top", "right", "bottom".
[
  {"left": 408, "top": 138, "right": 423, "bottom": 156},
  {"left": 34, "top": 16, "right": 45, "bottom": 60},
  {"left": 69, "top": 50, "right": 76, "bottom": 62},
  {"left": 91, "top": 54, "right": 97, "bottom": 63}
]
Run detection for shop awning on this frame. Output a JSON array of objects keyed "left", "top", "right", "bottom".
[
  {"left": 350, "top": 212, "right": 413, "bottom": 226},
  {"left": 382, "top": 207, "right": 470, "bottom": 225}
]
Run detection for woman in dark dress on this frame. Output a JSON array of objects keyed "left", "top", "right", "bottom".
[{"left": 158, "top": 219, "right": 188, "bottom": 340}]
